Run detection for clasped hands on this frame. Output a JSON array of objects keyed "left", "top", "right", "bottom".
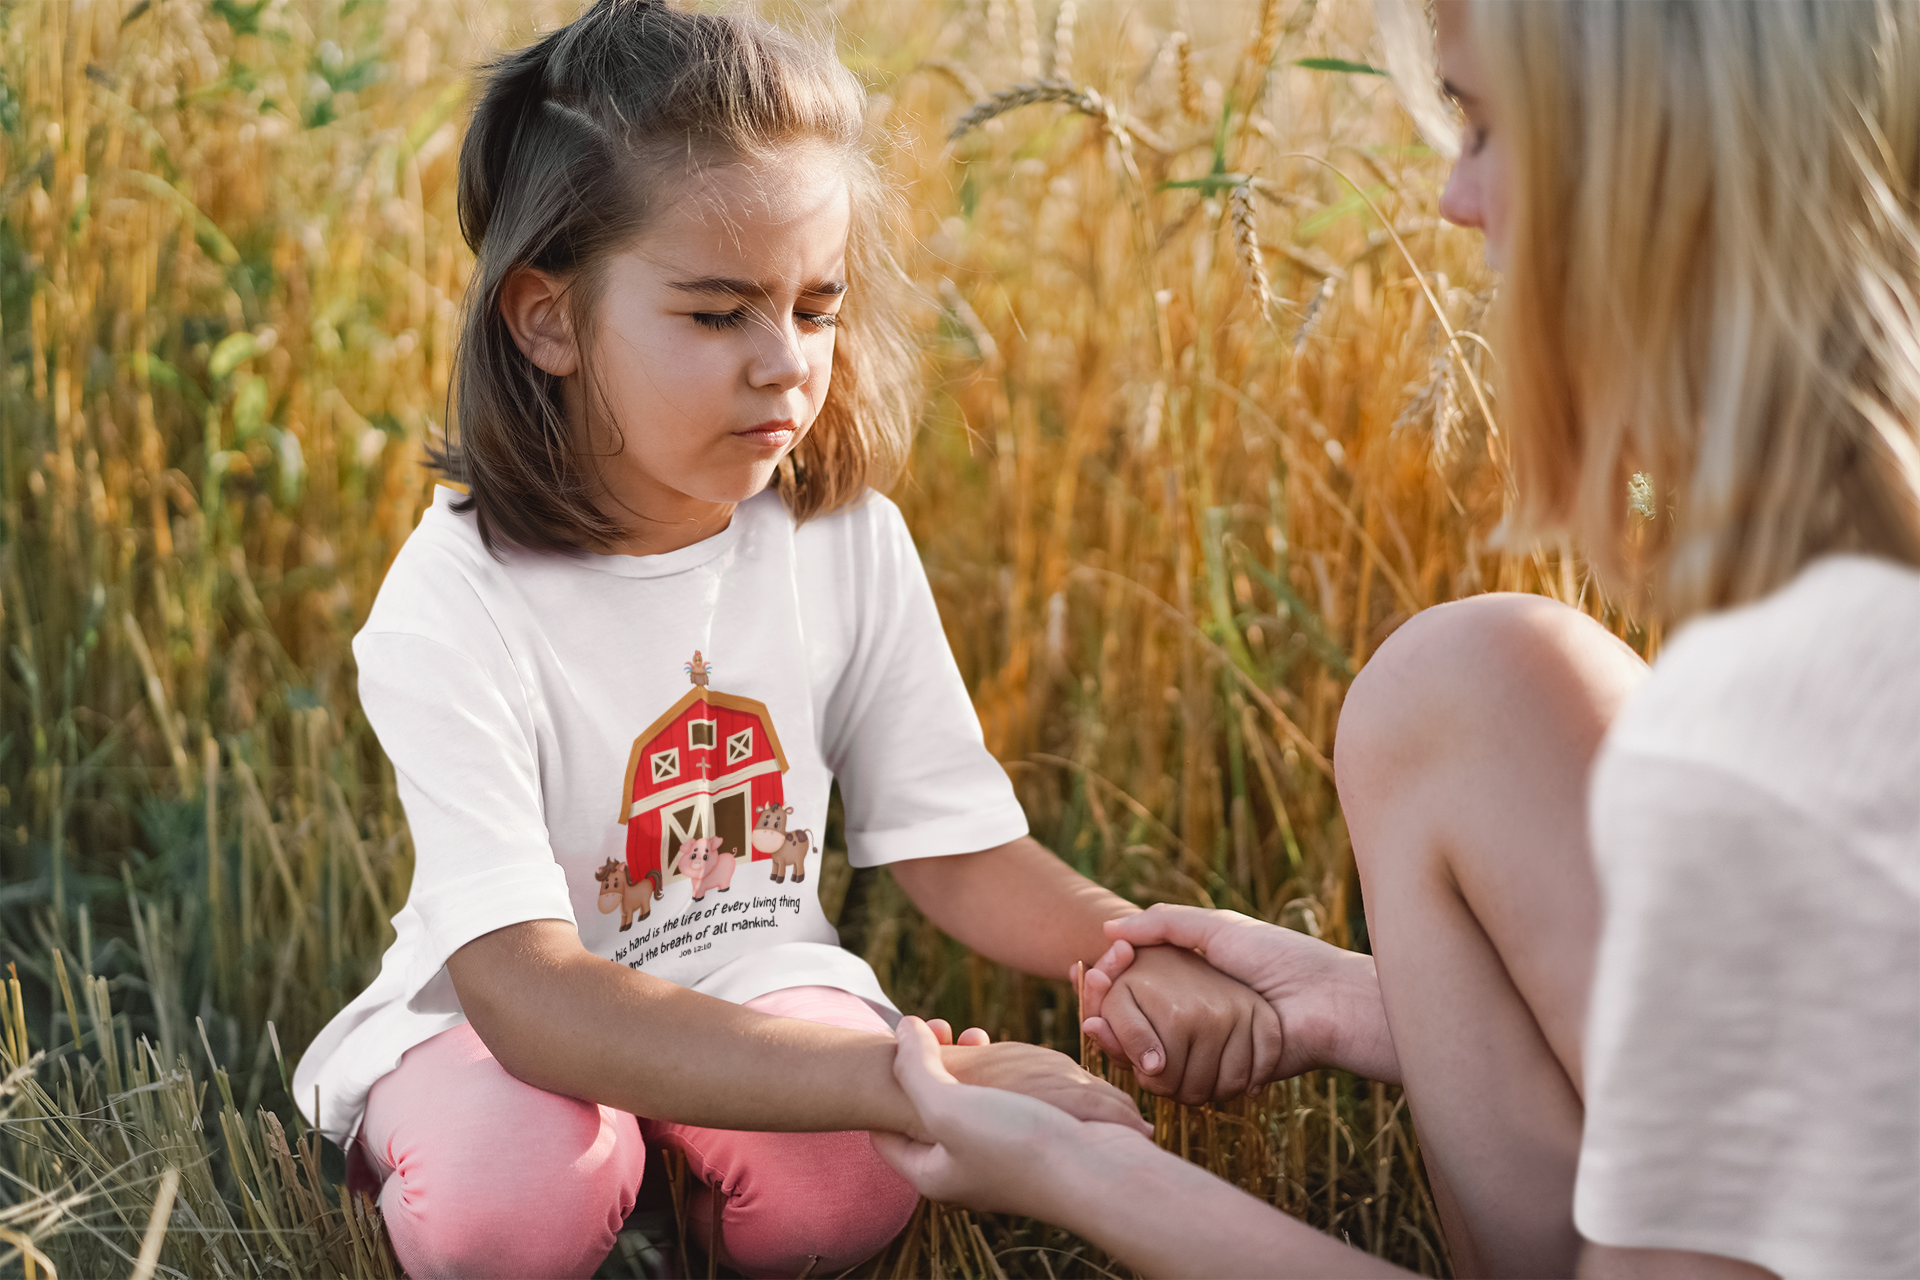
[{"left": 874, "top": 905, "right": 1400, "bottom": 1214}]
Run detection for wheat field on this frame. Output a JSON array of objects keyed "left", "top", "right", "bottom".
[{"left": 0, "top": 0, "right": 1641, "bottom": 1275}]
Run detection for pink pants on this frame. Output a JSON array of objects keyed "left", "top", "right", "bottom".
[{"left": 358, "top": 986, "right": 919, "bottom": 1279}]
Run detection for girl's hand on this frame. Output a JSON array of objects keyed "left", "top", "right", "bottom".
[
  {"left": 1079, "top": 905, "right": 1401, "bottom": 1086},
  {"left": 871, "top": 1018, "right": 1156, "bottom": 1216},
  {"left": 925, "top": 1018, "right": 992, "bottom": 1047},
  {"left": 1073, "top": 941, "right": 1286, "bottom": 1105},
  {"left": 936, "top": 1038, "right": 1153, "bottom": 1135}
]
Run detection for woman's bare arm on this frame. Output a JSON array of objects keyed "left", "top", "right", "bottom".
[
  {"left": 874, "top": 1017, "right": 1404, "bottom": 1279},
  {"left": 875, "top": 1006, "right": 1777, "bottom": 1280},
  {"left": 446, "top": 918, "right": 1147, "bottom": 1134}
]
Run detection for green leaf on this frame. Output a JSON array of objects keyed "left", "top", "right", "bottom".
[
  {"left": 1294, "top": 57, "right": 1387, "bottom": 77},
  {"left": 210, "top": 0, "right": 268, "bottom": 35},
  {"left": 272, "top": 429, "right": 305, "bottom": 507},
  {"left": 1298, "top": 183, "right": 1389, "bottom": 237},
  {"left": 1210, "top": 92, "right": 1235, "bottom": 176},
  {"left": 404, "top": 77, "right": 470, "bottom": 154},
  {"left": 124, "top": 170, "right": 239, "bottom": 265},
  {"left": 1228, "top": 541, "right": 1354, "bottom": 678},
  {"left": 208, "top": 333, "right": 261, "bottom": 380},
  {"left": 231, "top": 375, "right": 270, "bottom": 442},
  {"left": 1159, "top": 173, "right": 1252, "bottom": 194}
]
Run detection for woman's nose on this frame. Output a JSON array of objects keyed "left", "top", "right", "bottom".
[{"left": 1439, "top": 160, "right": 1483, "bottom": 231}]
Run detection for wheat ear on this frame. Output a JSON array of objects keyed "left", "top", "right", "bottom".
[
  {"left": 948, "top": 78, "right": 1109, "bottom": 142},
  {"left": 1231, "top": 183, "right": 1277, "bottom": 328}
]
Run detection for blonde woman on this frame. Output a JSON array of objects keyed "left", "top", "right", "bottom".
[{"left": 871, "top": 2, "right": 1920, "bottom": 1277}]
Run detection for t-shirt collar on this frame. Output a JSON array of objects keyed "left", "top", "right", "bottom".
[{"left": 432, "top": 485, "right": 763, "bottom": 579}]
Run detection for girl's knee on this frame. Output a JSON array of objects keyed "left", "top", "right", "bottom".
[
  {"left": 380, "top": 1100, "right": 644, "bottom": 1279},
  {"left": 386, "top": 1204, "right": 610, "bottom": 1280},
  {"left": 711, "top": 1131, "right": 918, "bottom": 1278}
]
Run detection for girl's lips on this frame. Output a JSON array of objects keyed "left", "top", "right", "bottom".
[{"left": 734, "top": 422, "right": 796, "bottom": 448}]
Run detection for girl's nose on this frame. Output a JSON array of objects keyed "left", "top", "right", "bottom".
[{"left": 749, "top": 315, "right": 812, "bottom": 392}]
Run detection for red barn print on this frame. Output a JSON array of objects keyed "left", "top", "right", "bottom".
[{"left": 617, "top": 653, "right": 788, "bottom": 893}]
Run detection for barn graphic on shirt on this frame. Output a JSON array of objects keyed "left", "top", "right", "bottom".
[{"left": 616, "top": 652, "right": 789, "bottom": 894}]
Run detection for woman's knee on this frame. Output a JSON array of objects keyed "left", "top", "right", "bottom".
[{"left": 1336, "top": 593, "right": 1639, "bottom": 791}]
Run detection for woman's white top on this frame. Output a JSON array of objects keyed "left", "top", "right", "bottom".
[
  {"left": 1578, "top": 555, "right": 1920, "bottom": 1277},
  {"left": 291, "top": 486, "right": 1029, "bottom": 1144}
]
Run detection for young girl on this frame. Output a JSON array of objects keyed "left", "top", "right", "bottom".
[
  {"left": 292, "top": 3, "right": 1282, "bottom": 1277},
  {"left": 877, "top": 2, "right": 1920, "bottom": 1278}
]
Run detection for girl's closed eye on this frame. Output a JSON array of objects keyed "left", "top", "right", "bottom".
[{"left": 689, "top": 309, "right": 840, "bottom": 332}]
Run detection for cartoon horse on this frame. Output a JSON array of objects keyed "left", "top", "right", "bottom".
[
  {"left": 595, "top": 858, "right": 660, "bottom": 931},
  {"left": 753, "top": 803, "right": 813, "bottom": 884},
  {"left": 678, "top": 835, "right": 736, "bottom": 901}
]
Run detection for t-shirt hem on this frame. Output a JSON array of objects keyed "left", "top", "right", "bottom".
[
  {"left": 692, "top": 945, "right": 899, "bottom": 1021},
  {"left": 1575, "top": 1202, "right": 1904, "bottom": 1280}
]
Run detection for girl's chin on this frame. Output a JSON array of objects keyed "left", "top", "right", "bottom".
[{"left": 689, "top": 464, "right": 783, "bottom": 506}]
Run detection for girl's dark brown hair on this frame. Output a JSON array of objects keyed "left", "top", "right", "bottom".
[{"left": 439, "top": 0, "right": 917, "bottom": 552}]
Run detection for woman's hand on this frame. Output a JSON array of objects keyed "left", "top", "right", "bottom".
[
  {"left": 1079, "top": 905, "right": 1401, "bottom": 1086},
  {"left": 935, "top": 1036, "right": 1152, "bottom": 1135},
  {"left": 871, "top": 1017, "right": 1156, "bottom": 1216}
]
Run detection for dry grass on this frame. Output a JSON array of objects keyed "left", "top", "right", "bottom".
[{"left": 0, "top": 0, "right": 1646, "bottom": 1275}]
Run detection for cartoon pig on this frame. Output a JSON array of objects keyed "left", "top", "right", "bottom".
[{"left": 679, "top": 835, "right": 736, "bottom": 901}]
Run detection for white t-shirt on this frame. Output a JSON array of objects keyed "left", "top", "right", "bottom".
[
  {"left": 1577, "top": 555, "right": 1920, "bottom": 1278},
  {"left": 292, "top": 486, "right": 1029, "bottom": 1143}
]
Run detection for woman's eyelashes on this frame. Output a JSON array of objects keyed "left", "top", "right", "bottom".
[
  {"left": 1465, "top": 124, "right": 1491, "bottom": 157},
  {"left": 689, "top": 309, "right": 840, "bottom": 333}
]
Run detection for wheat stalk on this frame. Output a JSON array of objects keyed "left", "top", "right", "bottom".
[{"left": 916, "top": 58, "right": 987, "bottom": 103}]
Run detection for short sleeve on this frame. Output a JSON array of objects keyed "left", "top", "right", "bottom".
[
  {"left": 813, "top": 500, "right": 1029, "bottom": 867},
  {"left": 1577, "top": 751, "right": 1920, "bottom": 1279},
  {"left": 355, "top": 630, "right": 575, "bottom": 1010}
]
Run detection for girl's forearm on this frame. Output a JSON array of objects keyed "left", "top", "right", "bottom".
[
  {"left": 1043, "top": 1137, "right": 1408, "bottom": 1279},
  {"left": 450, "top": 920, "right": 919, "bottom": 1132},
  {"left": 891, "top": 836, "right": 1137, "bottom": 978}
]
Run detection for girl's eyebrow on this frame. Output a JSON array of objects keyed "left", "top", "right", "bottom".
[{"left": 667, "top": 276, "right": 848, "bottom": 298}]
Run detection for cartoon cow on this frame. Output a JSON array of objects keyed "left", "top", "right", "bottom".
[
  {"left": 595, "top": 858, "right": 659, "bottom": 931},
  {"left": 752, "top": 803, "right": 813, "bottom": 884},
  {"left": 678, "top": 834, "right": 736, "bottom": 901}
]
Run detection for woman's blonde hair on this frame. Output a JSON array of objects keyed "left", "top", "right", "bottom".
[
  {"left": 1395, "top": 0, "right": 1920, "bottom": 620},
  {"left": 442, "top": 0, "right": 916, "bottom": 553}
]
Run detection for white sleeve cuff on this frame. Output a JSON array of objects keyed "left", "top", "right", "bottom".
[
  {"left": 406, "top": 862, "right": 576, "bottom": 1002},
  {"left": 846, "top": 807, "right": 1030, "bottom": 868}
]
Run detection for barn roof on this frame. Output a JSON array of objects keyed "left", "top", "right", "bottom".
[{"left": 616, "top": 687, "right": 789, "bottom": 824}]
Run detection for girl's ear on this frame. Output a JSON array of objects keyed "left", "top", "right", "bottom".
[{"left": 499, "top": 266, "right": 581, "bottom": 377}]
